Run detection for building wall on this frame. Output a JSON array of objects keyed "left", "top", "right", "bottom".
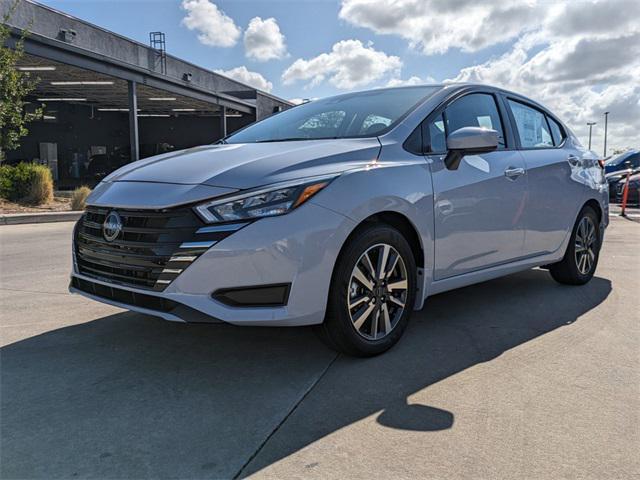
[
  {"left": 0, "top": 0, "right": 291, "bottom": 189},
  {"left": 1, "top": 0, "right": 291, "bottom": 115},
  {"left": 256, "top": 92, "right": 289, "bottom": 120}
]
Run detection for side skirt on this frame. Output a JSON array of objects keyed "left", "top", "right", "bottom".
[{"left": 423, "top": 250, "right": 565, "bottom": 299}]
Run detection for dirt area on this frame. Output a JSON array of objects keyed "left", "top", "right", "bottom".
[{"left": 0, "top": 196, "right": 73, "bottom": 214}]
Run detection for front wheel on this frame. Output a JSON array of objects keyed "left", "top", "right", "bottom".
[
  {"left": 549, "top": 206, "right": 601, "bottom": 285},
  {"left": 315, "top": 224, "right": 417, "bottom": 357}
]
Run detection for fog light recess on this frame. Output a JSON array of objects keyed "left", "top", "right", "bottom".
[{"left": 212, "top": 284, "right": 291, "bottom": 307}]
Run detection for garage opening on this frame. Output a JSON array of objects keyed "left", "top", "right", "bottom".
[{"left": 7, "top": 54, "right": 256, "bottom": 189}]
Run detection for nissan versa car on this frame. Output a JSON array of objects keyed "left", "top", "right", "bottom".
[{"left": 70, "top": 84, "right": 608, "bottom": 356}]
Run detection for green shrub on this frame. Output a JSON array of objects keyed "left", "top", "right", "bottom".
[
  {"left": 71, "top": 186, "right": 91, "bottom": 211},
  {"left": 0, "top": 162, "right": 54, "bottom": 205},
  {"left": 24, "top": 165, "right": 53, "bottom": 204},
  {"left": 0, "top": 164, "right": 13, "bottom": 200}
]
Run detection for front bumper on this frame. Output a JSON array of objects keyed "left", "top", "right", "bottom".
[{"left": 70, "top": 202, "right": 356, "bottom": 326}]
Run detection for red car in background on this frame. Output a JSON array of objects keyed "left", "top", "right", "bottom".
[{"left": 616, "top": 172, "right": 640, "bottom": 206}]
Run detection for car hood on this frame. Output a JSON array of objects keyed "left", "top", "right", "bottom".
[{"left": 103, "top": 138, "right": 381, "bottom": 190}]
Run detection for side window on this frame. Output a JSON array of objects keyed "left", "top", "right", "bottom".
[
  {"left": 547, "top": 116, "right": 565, "bottom": 146},
  {"left": 425, "top": 113, "right": 447, "bottom": 153},
  {"left": 444, "top": 93, "right": 506, "bottom": 149},
  {"left": 508, "top": 100, "right": 554, "bottom": 148}
]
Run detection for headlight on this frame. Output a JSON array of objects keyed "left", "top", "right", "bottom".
[{"left": 194, "top": 175, "right": 336, "bottom": 223}]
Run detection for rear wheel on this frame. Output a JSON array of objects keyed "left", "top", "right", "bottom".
[
  {"left": 549, "top": 206, "right": 600, "bottom": 285},
  {"left": 315, "top": 224, "right": 416, "bottom": 357}
]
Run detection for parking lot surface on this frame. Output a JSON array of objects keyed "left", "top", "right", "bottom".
[{"left": 1, "top": 216, "right": 638, "bottom": 479}]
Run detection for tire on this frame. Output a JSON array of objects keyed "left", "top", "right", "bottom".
[
  {"left": 549, "top": 206, "right": 601, "bottom": 285},
  {"left": 315, "top": 224, "right": 417, "bottom": 357}
]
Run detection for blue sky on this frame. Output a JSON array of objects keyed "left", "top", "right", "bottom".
[
  {"left": 38, "top": 0, "right": 640, "bottom": 151},
  {"left": 40, "top": 0, "right": 511, "bottom": 99}
]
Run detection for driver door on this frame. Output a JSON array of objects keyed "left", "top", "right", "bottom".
[{"left": 426, "top": 92, "right": 527, "bottom": 280}]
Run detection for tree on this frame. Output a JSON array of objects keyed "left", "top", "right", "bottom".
[
  {"left": 611, "top": 148, "right": 631, "bottom": 155},
  {"left": 0, "top": 1, "right": 42, "bottom": 161}
]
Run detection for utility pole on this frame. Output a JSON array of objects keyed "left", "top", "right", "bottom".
[
  {"left": 587, "top": 122, "right": 596, "bottom": 150},
  {"left": 603, "top": 112, "right": 610, "bottom": 157}
]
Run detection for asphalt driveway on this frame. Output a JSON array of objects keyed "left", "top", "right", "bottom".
[{"left": 1, "top": 216, "right": 638, "bottom": 479}]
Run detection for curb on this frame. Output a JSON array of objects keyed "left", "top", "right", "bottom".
[{"left": 0, "top": 211, "right": 83, "bottom": 225}]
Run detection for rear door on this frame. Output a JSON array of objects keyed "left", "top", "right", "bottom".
[
  {"left": 504, "top": 98, "right": 585, "bottom": 256},
  {"left": 426, "top": 91, "right": 527, "bottom": 280}
]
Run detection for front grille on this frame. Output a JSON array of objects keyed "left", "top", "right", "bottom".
[
  {"left": 74, "top": 206, "right": 246, "bottom": 291},
  {"left": 70, "top": 277, "right": 219, "bottom": 322},
  {"left": 71, "top": 276, "right": 180, "bottom": 311}
]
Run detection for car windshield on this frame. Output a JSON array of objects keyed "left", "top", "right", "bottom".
[{"left": 225, "top": 86, "right": 441, "bottom": 143}]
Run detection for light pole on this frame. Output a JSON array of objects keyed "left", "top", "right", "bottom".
[
  {"left": 587, "top": 122, "right": 596, "bottom": 150},
  {"left": 603, "top": 111, "right": 610, "bottom": 157}
]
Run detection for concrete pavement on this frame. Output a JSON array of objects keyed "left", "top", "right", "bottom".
[{"left": 1, "top": 217, "right": 638, "bottom": 479}]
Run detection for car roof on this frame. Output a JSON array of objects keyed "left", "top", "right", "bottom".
[
  {"left": 606, "top": 150, "right": 640, "bottom": 163},
  {"left": 378, "top": 82, "right": 561, "bottom": 118},
  {"left": 379, "top": 82, "right": 540, "bottom": 98}
]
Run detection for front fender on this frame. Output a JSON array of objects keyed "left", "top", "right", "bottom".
[{"left": 310, "top": 160, "right": 435, "bottom": 307}]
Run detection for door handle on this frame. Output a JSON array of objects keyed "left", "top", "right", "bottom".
[
  {"left": 504, "top": 167, "right": 525, "bottom": 179},
  {"left": 567, "top": 155, "right": 581, "bottom": 166}
]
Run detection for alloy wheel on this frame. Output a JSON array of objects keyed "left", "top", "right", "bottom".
[
  {"left": 347, "top": 243, "right": 408, "bottom": 340},
  {"left": 574, "top": 216, "right": 597, "bottom": 275}
]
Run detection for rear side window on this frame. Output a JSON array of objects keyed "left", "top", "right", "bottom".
[
  {"left": 547, "top": 116, "right": 565, "bottom": 146},
  {"left": 508, "top": 100, "right": 554, "bottom": 148},
  {"left": 444, "top": 93, "right": 506, "bottom": 149}
]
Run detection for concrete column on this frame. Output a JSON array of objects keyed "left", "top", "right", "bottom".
[
  {"left": 219, "top": 106, "right": 227, "bottom": 139},
  {"left": 128, "top": 80, "right": 139, "bottom": 162}
]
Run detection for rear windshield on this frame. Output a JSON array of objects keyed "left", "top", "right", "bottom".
[{"left": 225, "top": 86, "right": 441, "bottom": 143}]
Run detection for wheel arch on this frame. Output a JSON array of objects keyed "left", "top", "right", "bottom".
[
  {"left": 583, "top": 198, "right": 603, "bottom": 223},
  {"left": 337, "top": 210, "right": 425, "bottom": 270},
  {"left": 326, "top": 210, "right": 426, "bottom": 320}
]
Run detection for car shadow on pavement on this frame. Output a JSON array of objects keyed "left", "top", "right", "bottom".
[{"left": 1, "top": 269, "right": 611, "bottom": 479}]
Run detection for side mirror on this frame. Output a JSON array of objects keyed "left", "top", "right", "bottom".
[{"left": 444, "top": 127, "right": 499, "bottom": 170}]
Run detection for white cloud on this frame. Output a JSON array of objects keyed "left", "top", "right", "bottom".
[
  {"left": 386, "top": 75, "right": 436, "bottom": 87},
  {"left": 181, "top": 0, "right": 241, "bottom": 48},
  {"left": 339, "top": 0, "right": 640, "bottom": 151},
  {"left": 244, "top": 17, "right": 288, "bottom": 62},
  {"left": 215, "top": 66, "right": 273, "bottom": 92},
  {"left": 282, "top": 40, "right": 402, "bottom": 89},
  {"left": 339, "top": 0, "right": 540, "bottom": 55},
  {"left": 447, "top": 0, "right": 640, "bottom": 152}
]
